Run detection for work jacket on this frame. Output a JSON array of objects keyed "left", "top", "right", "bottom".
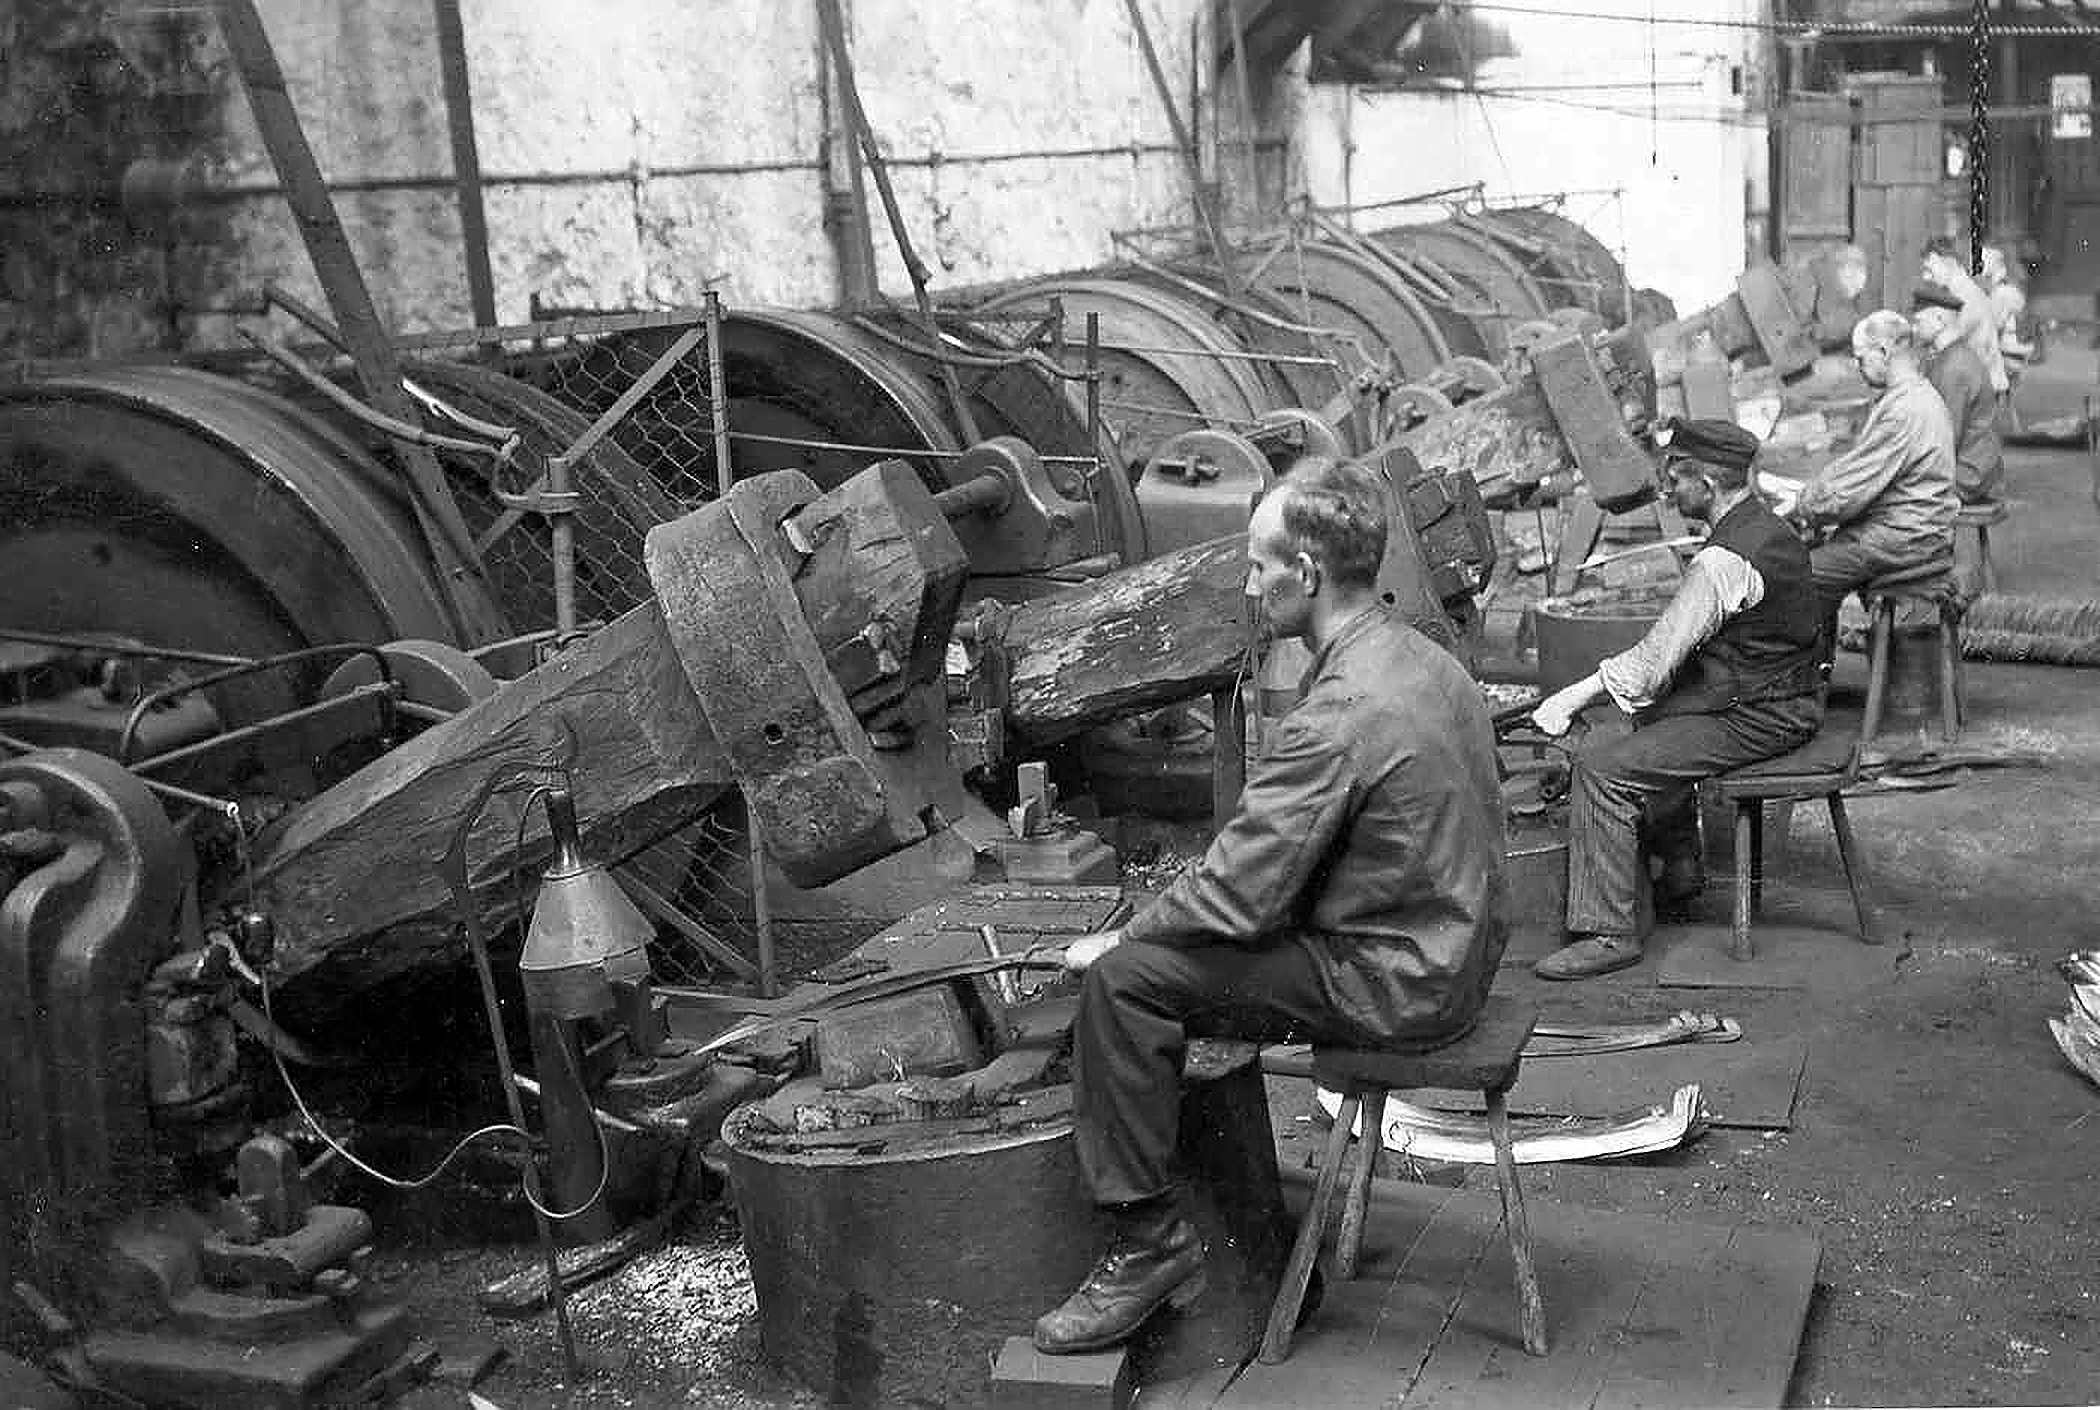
[
  {"left": 1121, "top": 607, "right": 1509, "bottom": 1042},
  {"left": 1794, "top": 371, "right": 1958, "bottom": 560},
  {"left": 1923, "top": 342, "right": 2006, "bottom": 504}
]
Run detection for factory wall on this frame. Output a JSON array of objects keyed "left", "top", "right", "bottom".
[
  {"left": 1299, "top": 0, "right": 1767, "bottom": 316},
  {"left": 1, "top": 0, "right": 1760, "bottom": 360}
]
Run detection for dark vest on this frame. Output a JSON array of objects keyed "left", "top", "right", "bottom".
[{"left": 1650, "top": 496, "right": 1823, "bottom": 718}]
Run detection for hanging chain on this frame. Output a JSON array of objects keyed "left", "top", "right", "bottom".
[{"left": 1968, "top": 0, "right": 1991, "bottom": 276}]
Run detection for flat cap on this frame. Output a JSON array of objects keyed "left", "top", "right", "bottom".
[
  {"left": 1911, "top": 282, "right": 1964, "bottom": 313},
  {"left": 1654, "top": 415, "right": 1759, "bottom": 473}
]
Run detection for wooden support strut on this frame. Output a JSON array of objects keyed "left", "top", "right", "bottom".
[{"left": 217, "top": 0, "right": 498, "bottom": 644}]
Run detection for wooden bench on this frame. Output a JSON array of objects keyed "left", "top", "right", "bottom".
[
  {"left": 1260, "top": 995, "right": 1547, "bottom": 1364},
  {"left": 1955, "top": 499, "right": 2010, "bottom": 593},
  {"left": 1706, "top": 726, "right": 1876, "bottom": 961}
]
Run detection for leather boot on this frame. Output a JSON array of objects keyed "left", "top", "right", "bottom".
[{"left": 1032, "top": 1205, "right": 1207, "bottom": 1355}]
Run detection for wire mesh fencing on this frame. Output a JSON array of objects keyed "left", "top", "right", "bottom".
[{"left": 387, "top": 299, "right": 774, "bottom": 993}]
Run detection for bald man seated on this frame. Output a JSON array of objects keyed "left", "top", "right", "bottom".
[{"left": 1792, "top": 310, "right": 1959, "bottom": 630}]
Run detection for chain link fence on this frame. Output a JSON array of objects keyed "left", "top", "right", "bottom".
[{"left": 390, "top": 301, "right": 771, "bottom": 992}]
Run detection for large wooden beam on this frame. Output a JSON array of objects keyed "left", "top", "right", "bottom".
[{"left": 231, "top": 465, "right": 966, "bottom": 1018}]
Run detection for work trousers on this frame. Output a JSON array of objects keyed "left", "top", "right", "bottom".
[
  {"left": 1564, "top": 696, "right": 1822, "bottom": 938},
  {"left": 1809, "top": 533, "right": 1952, "bottom": 620},
  {"left": 1072, "top": 938, "right": 1365, "bottom": 1207}
]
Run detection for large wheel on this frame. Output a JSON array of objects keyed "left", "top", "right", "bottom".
[
  {"left": 0, "top": 367, "right": 495, "bottom": 726},
  {"left": 979, "top": 278, "right": 1278, "bottom": 484},
  {"left": 1475, "top": 207, "right": 1632, "bottom": 321},
  {"left": 1209, "top": 240, "right": 1454, "bottom": 383},
  {"left": 1374, "top": 219, "right": 1551, "bottom": 357},
  {"left": 517, "top": 308, "right": 1147, "bottom": 569}
]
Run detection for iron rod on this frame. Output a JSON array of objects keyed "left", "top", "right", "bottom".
[
  {"left": 431, "top": 0, "right": 498, "bottom": 334},
  {"left": 0, "top": 629, "right": 252, "bottom": 667},
  {"left": 705, "top": 290, "right": 735, "bottom": 496}
]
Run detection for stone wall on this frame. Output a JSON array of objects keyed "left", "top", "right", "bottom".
[{"left": 1, "top": 0, "right": 1755, "bottom": 359}]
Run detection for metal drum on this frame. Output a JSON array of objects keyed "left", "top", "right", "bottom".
[{"left": 0, "top": 366, "right": 501, "bottom": 723}]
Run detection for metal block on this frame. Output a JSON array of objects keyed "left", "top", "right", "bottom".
[
  {"left": 1735, "top": 262, "right": 1819, "bottom": 379},
  {"left": 989, "top": 1336, "right": 1132, "bottom": 1410},
  {"left": 814, "top": 983, "right": 985, "bottom": 1090},
  {"left": 645, "top": 467, "right": 967, "bottom": 887},
  {"left": 1531, "top": 333, "right": 1657, "bottom": 514}
]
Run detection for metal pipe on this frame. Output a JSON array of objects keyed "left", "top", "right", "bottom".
[
  {"left": 0, "top": 629, "right": 252, "bottom": 668},
  {"left": 705, "top": 289, "right": 735, "bottom": 496},
  {"left": 931, "top": 473, "right": 1010, "bottom": 520},
  {"left": 431, "top": 0, "right": 498, "bottom": 333},
  {"left": 817, "top": 0, "right": 982, "bottom": 444},
  {"left": 1123, "top": 0, "right": 1242, "bottom": 297},
  {"left": 0, "top": 730, "right": 238, "bottom": 816},
  {"left": 815, "top": 0, "right": 880, "bottom": 307},
  {"left": 548, "top": 434, "right": 576, "bottom": 641}
]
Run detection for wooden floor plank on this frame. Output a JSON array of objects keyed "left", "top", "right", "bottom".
[
  {"left": 1210, "top": 1180, "right": 1819, "bottom": 1410},
  {"left": 1219, "top": 1180, "right": 1497, "bottom": 1410},
  {"left": 1133, "top": 1360, "right": 1241, "bottom": 1409},
  {"left": 1402, "top": 1196, "right": 1666, "bottom": 1409},
  {"left": 1697, "top": 1226, "right": 1823, "bottom": 1407},
  {"left": 1584, "top": 1219, "right": 1739, "bottom": 1410}
]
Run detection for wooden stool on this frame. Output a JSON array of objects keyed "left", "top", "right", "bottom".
[
  {"left": 1259, "top": 995, "right": 1547, "bottom": 1364},
  {"left": 1955, "top": 500, "right": 2010, "bottom": 593},
  {"left": 1859, "top": 563, "right": 1962, "bottom": 756},
  {"left": 1706, "top": 727, "right": 1876, "bottom": 961}
]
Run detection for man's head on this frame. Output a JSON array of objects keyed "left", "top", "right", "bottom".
[
  {"left": 1654, "top": 417, "right": 1758, "bottom": 523},
  {"left": 1833, "top": 244, "right": 1870, "bottom": 302},
  {"left": 1979, "top": 243, "right": 2011, "bottom": 287},
  {"left": 1850, "top": 310, "right": 1916, "bottom": 388},
  {"left": 1920, "top": 235, "right": 1966, "bottom": 288},
  {"left": 1245, "top": 457, "right": 1388, "bottom": 641},
  {"left": 1910, "top": 283, "right": 1962, "bottom": 347}
]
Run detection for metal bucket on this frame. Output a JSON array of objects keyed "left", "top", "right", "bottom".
[{"left": 1531, "top": 590, "right": 1669, "bottom": 693}]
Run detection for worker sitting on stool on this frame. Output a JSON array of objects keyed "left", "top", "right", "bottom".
[
  {"left": 1033, "top": 457, "right": 1510, "bottom": 1354},
  {"left": 1792, "top": 311, "right": 1959, "bottom": 639},
  {"left": 1912, "top": 285, "right": 2005, "bottom": 505},
  {"left": 1528, "top": 418, "right": 1825, "bottom": 981}
]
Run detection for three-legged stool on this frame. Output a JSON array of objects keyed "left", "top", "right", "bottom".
[{"left": 1260, "top": 995, "right": 1547, "bottom": 1363}]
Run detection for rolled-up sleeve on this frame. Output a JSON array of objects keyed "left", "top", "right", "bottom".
[
  {"left": 1596, "top": 547, "right": 1762, "bottom": 714},
  {"left": 1122, "top": 711, "right": 1356, "bottom": 949}
]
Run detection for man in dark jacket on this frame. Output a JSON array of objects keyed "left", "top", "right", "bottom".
[
  {"left": 1529, "top": 419, "right": 1824, "bottom": 980},
  {"left": 1032, "top": 457, "right": 1510, "bottom": 1354},
  {"left": 1913, "top": 285, "right": 2005, "bottom": 505}
]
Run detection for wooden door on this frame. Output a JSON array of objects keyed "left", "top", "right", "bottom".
[
  {"left": 2040, "top": 68, "right": 2100, "bottom": 288},
  {"left": 1781, "top": 92, "right": 1854, "bottom": 264},
  {"left": 1847, "top": 73, "right": 1945, "bottom": 309}
]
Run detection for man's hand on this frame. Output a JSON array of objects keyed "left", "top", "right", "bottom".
[
  {"left": 1529, "top": 686, "right": 1589, "bottom": 739},
  {"left": 1062, "top": 929, "right": 1123, "bottom": 973}
]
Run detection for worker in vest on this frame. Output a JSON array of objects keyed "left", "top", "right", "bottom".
[{"left": 1528, "top": 419, "right": 1825, "bottom": 980}]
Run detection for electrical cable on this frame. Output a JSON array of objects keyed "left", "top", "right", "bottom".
[{"left": 231, "top": 779, "right": 610, "bottom": 1222}]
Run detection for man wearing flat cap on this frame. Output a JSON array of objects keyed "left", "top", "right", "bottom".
[
  {"left": 1912, "top": 285, "right": 2004, "bottom": 504},
  {"left": 1527, "top": 417, "right": 1825, "bottom": 979}
]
